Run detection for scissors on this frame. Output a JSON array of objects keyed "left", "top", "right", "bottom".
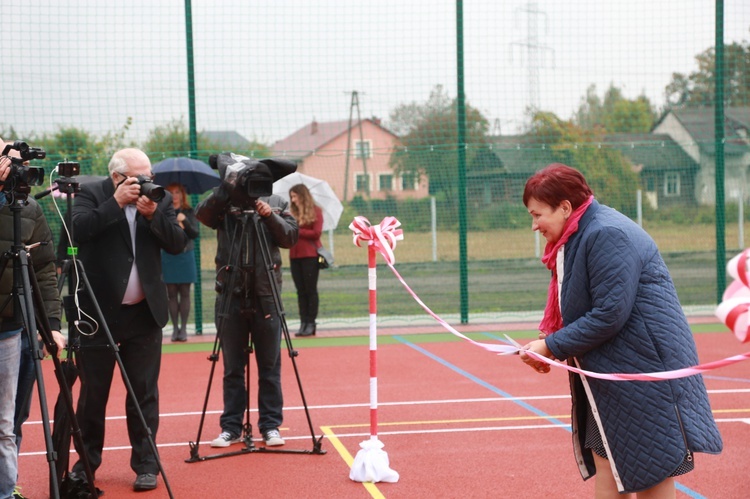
[{"left": 501, "top": 334, "right": 523, "bottom": 355}]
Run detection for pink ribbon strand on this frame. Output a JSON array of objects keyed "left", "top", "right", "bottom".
[{"left": 354, "top": 221, "right": 750, "bottom": 382}]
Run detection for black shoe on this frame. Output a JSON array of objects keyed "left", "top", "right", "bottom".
[
  {"left": 176, "top": 327, "right": 188, "bottom": 342},
  {"left": 133, "top": 473, "right": 158, "bottom": 491},
  {"left": 296, "top": 322, "right": 316, "bottom": 337},
  {"left": 295, "top": 322, "right": 308, "bottom": 337}
]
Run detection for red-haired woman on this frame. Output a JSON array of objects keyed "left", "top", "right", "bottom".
[
  {"left": 161, "top": 183, "right": 199, "bottom": 342},
  {"left": 288, "top": 184, "right": 323, "bottom": 337},
  {"left": 520, "top": 163, "right": 722, "bottom": 497}
]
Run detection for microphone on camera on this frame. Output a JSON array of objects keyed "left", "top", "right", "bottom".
[{"left": 34, "top": 186, "right": 58, "bottom": 200}]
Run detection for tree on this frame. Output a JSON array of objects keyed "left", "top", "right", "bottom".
[
  {"left": 143, "top": 118, "right": 271, "bottom": 161},
  {"left": 665, "top": 40, "right": 750, "bottom": 107},
  {"left": 574, "top": 84, "right": 656, "bottom": 133},
  {"left": 387, "top": 85, "right": 490, "bottom": 202},
  {"left": 530, "top": 111, "right": 640, "bottom": 216}
]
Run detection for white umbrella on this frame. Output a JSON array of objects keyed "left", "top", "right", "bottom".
[{"left": 273, "top": 172, "right": 344, "bottom": 231}]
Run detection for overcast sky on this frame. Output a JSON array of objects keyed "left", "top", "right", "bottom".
[{"left": 2, "top": 0, "right": 749, "bottom": 146}]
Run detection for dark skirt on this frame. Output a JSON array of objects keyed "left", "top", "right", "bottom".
[
  {"left": 584, "top": 402, "right": 694, "bottom": 477},
  {"left": 161, "top": 249, "right": 197, "bottom": 284}
]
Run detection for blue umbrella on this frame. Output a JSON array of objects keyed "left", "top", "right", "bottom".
[{"left": 152, "top": 157, "right": 221, "bottom": 194}]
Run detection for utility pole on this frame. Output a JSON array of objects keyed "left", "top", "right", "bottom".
[
  {"left": 510, "top": 2, "right": 554, "bottom": 125},
  {"left": 343, "top": 90, "right": 368, "bottom": 202}
]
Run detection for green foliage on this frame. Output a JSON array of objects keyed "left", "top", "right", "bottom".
[
  {"left": 529, "top": 111, "right": 640, "bottom": 217},
  {"left": 144, "top": 118, "right": 272, "bottom": 163},
  {"left": 388, "top": 84, "right": 490, "bottom": 203},
  {"left": 665, "top": 41, "right": 750, "bottom": 107},
  {"left": 574, "top": 84, "right": 656, "bottom": 133}
]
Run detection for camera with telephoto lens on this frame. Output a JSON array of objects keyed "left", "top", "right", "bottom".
[
  {"left": 134, "top": 174, "right": 165, "bottom": 202},
  {"left": 1, "top": 140, "right": 46, "bottom": 196}
]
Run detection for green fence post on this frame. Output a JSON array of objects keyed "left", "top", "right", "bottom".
[
  {"left": 185, "top": 0, "right": 203, "bottom": 333},
  {"left": 456, "top": 0, "right": 469, "bottom": 324},
  {"left": 714, "top": 0, "right": 726, "bottom": 303}
]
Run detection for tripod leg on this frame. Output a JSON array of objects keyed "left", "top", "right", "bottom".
[
  {"left": 240, "top": 343, "right": 255, "bottom": 447},
  {"left": 12, "top": 250, "right": 60, "bottom": 498},
  {"left": 28, "top": 261, "right": 99, "bottom": 498}
]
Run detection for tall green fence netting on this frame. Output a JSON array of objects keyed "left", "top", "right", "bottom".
[{"left": 3, "top": 1, "right": 749, "bottom": 329}]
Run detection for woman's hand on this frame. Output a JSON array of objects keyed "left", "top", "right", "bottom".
[{"left": 519, "top": 338, "right": 553, "bottom": 374}]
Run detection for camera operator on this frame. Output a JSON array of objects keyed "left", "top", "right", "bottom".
[
  {"left": 68, "top": 148, "right": 186, "bottom": 492},
  {"left": 0, "top": 138, "right": 65, "bottom": 499},
  {"left": 195, "top": 154, "right": 298, "bottom": 448}
]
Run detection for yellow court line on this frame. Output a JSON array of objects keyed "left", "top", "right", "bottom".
[
  {"left": 327, "top": 414, "right": 571, "bottom": 430},
  {"left": 321, "top": 426, "right": 386, "bottom": 499},
  {"left": 325, "top": 407, "right": 750, "bottom": 431},
  {"left": 712, "top": 408, "right": 750, "bottom": 414}
]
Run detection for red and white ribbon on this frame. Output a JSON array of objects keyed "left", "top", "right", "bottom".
[
  {"left": 350, "top": 216, "right": 403, "bottom": 265},
  {"left": 356, "top": 224, "right": 750, "bottom": 382},
  {"left": 716, "top": 249, "right": 750, "bottom": 343}
]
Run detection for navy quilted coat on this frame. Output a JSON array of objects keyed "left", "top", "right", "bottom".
[{"left": 544, "top": 200, "right": 722, "bottom": 493}]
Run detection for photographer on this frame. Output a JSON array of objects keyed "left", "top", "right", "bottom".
[
  {"left": 195, "top": 154, "right": 298, "bottom": 448},
  {"left": 68, "top": 148, "right": 186, "bottom": 492},
  {"left": 0, "top": 138, "right": 65, "bottom": 499}
]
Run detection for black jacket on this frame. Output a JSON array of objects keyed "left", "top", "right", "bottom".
[
  {"left": 72, "top": 178, "right": 187, "bottom": 331},
  {"left": 195, "top": 184, "right": 298, "bottom": 297},
  {"left": 0, "top": 195, "right": 61, "bottom": 334}
]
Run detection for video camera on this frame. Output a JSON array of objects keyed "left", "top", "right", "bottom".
[
  {"left": 1, "top": 140, "right": 46, "bottom": 196},
  {"left": 209, "top": 152, "right": 296, "bottom": 209}
]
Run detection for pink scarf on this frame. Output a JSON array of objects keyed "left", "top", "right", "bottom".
[{"left": 539, "top": 196, "right": 594, "bottom": 334}]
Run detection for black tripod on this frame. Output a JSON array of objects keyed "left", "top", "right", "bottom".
[
  {"left": 52, "top": 179, "right": 175, "bottom": 498},
  {"left": 0, "top": 191, "right": 98, "bottom": 499},
  {"left": 187, "top": 209, "right": 325, "bottom": 462}
]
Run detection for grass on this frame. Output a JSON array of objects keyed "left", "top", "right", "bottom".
[
  {"left": 185, "top": 222, "right": 739, "bottom": 324},
  {"left": 197, "top": 222, "right": 745, "bottom": 269}
]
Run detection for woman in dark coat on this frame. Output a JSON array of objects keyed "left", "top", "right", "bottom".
[
  {"left": 161, "top": 183, "right": 199, "bottom": 342},
  {"left": 520, "top": 164, "right": 722, "bottom": 496}
]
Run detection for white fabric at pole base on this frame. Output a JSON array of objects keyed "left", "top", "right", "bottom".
[{"left": 349, "top": 438, "right": 400, "bottom": 483}]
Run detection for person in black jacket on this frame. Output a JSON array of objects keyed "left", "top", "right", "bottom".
[
  {"left": 0, "top": 138, "right": 65, "bottom": 499},
  {"left": 195, "top": 153, "right": 297, "bottom": 448},
  {"left": 69, "top": 148, "right": 186, "bottom": 492}
]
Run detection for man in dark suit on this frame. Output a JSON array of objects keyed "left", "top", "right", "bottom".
[{"left": 69, "top": 148, "right": 186, "bottom": 492}]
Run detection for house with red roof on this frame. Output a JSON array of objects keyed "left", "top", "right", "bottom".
[{"left": 271, "top": 118, "right": 429, "bottom": 202}]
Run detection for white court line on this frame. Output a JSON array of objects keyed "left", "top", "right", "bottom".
[
  {"left": 22, "top": 388, "right": 749, "bottom": 426},
  {"left": 20, "top": 417, "right": 747, "bottom": 458}
]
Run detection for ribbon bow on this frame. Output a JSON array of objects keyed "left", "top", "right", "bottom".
[
  {"left": 349, "top": 216, "right": 404, "bottom": 265},
  {"left": 716, "top": 248, "right": 750, "bottom": 343}
]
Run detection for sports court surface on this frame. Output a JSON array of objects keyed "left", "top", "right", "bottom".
[{"left": 16, "top": 319, "right": 750, "bottom": 498}]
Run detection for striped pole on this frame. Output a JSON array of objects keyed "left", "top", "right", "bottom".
[
  {"left": 368, "top": 243, "right": 378, "bottom": 440},
  {"left": 349, "top": 216, "right": 402, "bottom": 483}
]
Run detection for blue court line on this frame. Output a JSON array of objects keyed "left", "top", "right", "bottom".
[
  {"left": 392, "top": 335, "right": 569, "bottom": 429},
  {"left": 392, "top": 334, "right": 708, "bottom": 499}
]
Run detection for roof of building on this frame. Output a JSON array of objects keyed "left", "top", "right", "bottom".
[
  {"left": 603, "top": 133, "right": 699, "bottom": 172},
  {"left": 201, "top": 130, "right": 253, "bottom": 150},
  {"left": 271, "top": 118, "right": 398, "bottom": 160},
  {"left": 656, "top": 106, "right": 750, "bottom": 155}
]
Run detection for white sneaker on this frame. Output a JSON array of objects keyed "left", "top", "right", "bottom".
[
  {"left": 262, "top": 428, "right": 285, "bottom": 446},
  {"left": 210, "top": 431, "right": 241, "bottom": 448}
]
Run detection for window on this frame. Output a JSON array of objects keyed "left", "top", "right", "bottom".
[
  {"left": 401, "top": 172, "right": 418, "bottom": 191},
  {"left": 664, "top": 172, "right": 680, "bottom": 197},
  {"left": 379, "top": 174, "right": 393, "bottom": 191},
  {"left": 355, "top": 173, "right": 370, "bottom": 193},
  {"left": 354, "top": 140, "right": 372, "bottom": 159}
]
